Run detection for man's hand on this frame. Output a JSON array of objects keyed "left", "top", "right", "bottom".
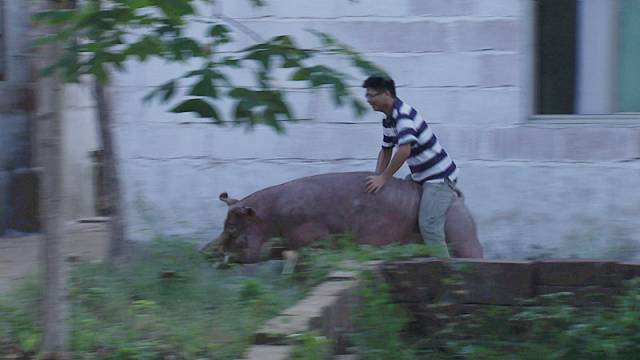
[{"left": 366, "top": 174, "right": 389, "bottom": 193}]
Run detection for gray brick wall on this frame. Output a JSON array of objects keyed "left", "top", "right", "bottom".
[
  {"left": 108, "top": 0, "right": 640, "bottom": 261},
  {"left": 0, "top": 1, "right": 34, "bottom": 234}
]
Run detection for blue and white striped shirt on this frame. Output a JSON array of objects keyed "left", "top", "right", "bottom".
[{"left": 382, "top": 98, "right": 458, "bottom": 184}]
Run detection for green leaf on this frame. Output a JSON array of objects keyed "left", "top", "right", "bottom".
[
  {"left": 249, "top": 0, "right": 266, "bottom": 7},
  {"left": 308, "top": 29, "right": 337, "bottom": 47},
  {"left": 352, "top": 56, "right": 388, "bottom": 77},
  {"left": 161, "top": 80, "right": 177, "bottom": 102},
  {"left": 220, "top": 57, "right": 241, "bottom": 68},
  {"left": 32, "top": 9, "right": 76, "bottom": 25},
  {"left": 127, "top": 0, "right": 152, "bottom": 9},
  {"left": 228, "top": 87, "right": 253, "bottom": 100},
  {"left": 233, "top": 101, "right": 253, "bottom": 122},
  {"left": 167, "top": 37, "right": 206, "bottom": 61},
  {"left": 33, "top": 27, "right": 77, "bottom": 48},
  {"left": 282, "top": 58, "right": 300, "bottom": 68},
  {"left": 290, "top": 68, "right": 310, "bottom": 81},
  {"left": 182, "top": 69, "right": 204, "bottom": 78},
  {"left": 189, "top": 74, "right": 217, "bottom": 98},
  {"left": 142, "top": 80, "right": 178, "bottom": 104},
  {"left": 171, "top": 99, "right": 222, "bottom": 122},
  {"left": 351, "top": 98, "right": 368, "bottom": 117},
  {"left": 209, "top": 24, "right": 230, "bottom": 37},
  {"left": 155, "top": 0, "right": 195, "bottom": 25},
  {"left": 125, "top": 36, "right": 165, "bottom": 61},
  {"left": 244, "top": 49, "right": 272, "bottom": 70}
]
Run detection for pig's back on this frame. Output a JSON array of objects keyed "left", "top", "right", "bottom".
[{"left": 242, "top": 172, "right": 422, "bottom": 244}]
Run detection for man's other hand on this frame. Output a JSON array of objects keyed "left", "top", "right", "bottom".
[{"left": 365, "top": 175, "right": 388, "bottom": 193}]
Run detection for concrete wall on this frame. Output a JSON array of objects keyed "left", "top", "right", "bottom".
[
  {"left": 110, "top": 0, "right": 640, "bottom": 261},
  {"left": 0, "top": 2, "right": 98, "bottom": 235},
  {"left": 0, "top": 0, "right": 35, "bottom": 233},
  {"left": 61, "top": 81, "right": 99, "bottom": 221}
]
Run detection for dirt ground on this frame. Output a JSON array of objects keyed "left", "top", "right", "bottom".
[{"left": 0, "top": 220, "right": 109, "bottom": 296}]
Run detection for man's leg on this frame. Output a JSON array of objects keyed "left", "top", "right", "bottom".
[{"left": 419, "top": 182, "right": 455, "bottom": 257}]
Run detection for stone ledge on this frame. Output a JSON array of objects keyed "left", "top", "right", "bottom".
[
  {"left": 244, "top": 258, "right": 640, "bottom": 359},
  {"left": 535, "top": 285, "right": 622, "bottom": 307},
  {"left": 383, "top": 258, "right": 535, "bottom": 305},
  {"left": 615, "top": 262, "right": 640, "bottom": 280},
  {"left": 534, "top": 260, "right": 623, "bottom": 287},
  {"left": 248, "top": 275, "right": 361, "bottom": 359},
  {"left": 240, "top": 345, "right": 293, "bottom": 360}
]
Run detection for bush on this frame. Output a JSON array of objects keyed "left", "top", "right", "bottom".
[
  {"left": 417, "top": 279, "right": 640, "bottom": 359},
  {"left": 351, "top": 271, "right": 418, "bottom": 360},
  {"left": 0, "top": 238, "right": 306, "bottom": 359}
]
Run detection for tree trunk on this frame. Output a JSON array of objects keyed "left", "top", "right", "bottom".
[
  {"left": 94, "top": 81, "right": 128, "bottom": 264},
  {"left": 35, "top": 0, "right": 69, "bottom": 357}
]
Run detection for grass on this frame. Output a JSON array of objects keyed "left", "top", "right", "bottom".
[
  {"left": 0, "top": 234, "right": 440, "bottom": 359},
  {"left": 293, "top": 233, "right": 439, "bottom": 285},
  {"left": 1, "top": 238, "right": 308, "bottom": 359},
  {"left": 351, "top": 275, "right": 640, "bottom": 360},
  {"left": 6, "top": 235, "right": 639, "bottom": 359},
  {"left": 415, "top": 279, "right": 640, "bottom": 359}
]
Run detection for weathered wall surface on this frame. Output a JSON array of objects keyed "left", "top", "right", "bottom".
[
  {"left": 0, "top": 2, "right": 98, "bottom": 233},
  {"left": 61, "top": 82, "right": 99, "bottom": 221},
  {"left": 110, "top": 0, "right": 640, "bottom": 261},
  {"left": 0, "top": 1, "right": 35, "bottom": 233}
]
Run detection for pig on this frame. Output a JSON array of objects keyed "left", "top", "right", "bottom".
[{"left": 203, "top": 172, "right": 483, "bottom": 263}]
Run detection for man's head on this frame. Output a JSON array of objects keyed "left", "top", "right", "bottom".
[{"left": 362, "top": 76, "right": 396, "bottom": 114}]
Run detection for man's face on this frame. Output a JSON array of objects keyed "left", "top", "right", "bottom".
[{"left": 365, "top": 88, "right": 390, "bottom": 112}]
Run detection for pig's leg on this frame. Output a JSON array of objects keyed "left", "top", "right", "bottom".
[
  {"left": 444, "top": 199, "right": 483, "bottom": 258},
  {"left": 284, "top": 222, "right": 331, "bottom": 249}
]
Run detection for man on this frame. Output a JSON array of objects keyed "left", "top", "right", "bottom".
[{"left": 363, "top": 76, "right": 459, "bottom": 257}]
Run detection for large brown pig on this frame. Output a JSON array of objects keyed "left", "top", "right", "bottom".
[{"left": 203, "top": 172, "right": 483, "bottom": 263}]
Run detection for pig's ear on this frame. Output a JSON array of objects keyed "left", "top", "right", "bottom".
[
  {"left": 219, "top": 192, "right": 239, "bottom": 206},
  {"left": 239, "top": 206, "right": 255, "bottom": 217},
  {"left": 230, "top": 206, "right": 256, "bottom": 217}
]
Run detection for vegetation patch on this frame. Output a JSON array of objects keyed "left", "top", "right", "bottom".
[
  {"left": 352, "top": 274, "right": 640, "bottom": 360},
  {"left": 1, "top": 239, "right": 306, "bottom": 359}
]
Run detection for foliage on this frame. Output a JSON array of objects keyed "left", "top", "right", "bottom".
[
  {"left": 351, "top": 270, "right": 418, "bottom": 360},
  {"left": 350, "top": 271, "right": 640, "bottom": 360},
  {"left": 412, "top": 279, "right": 640, "bottom": 359},
  {"left": 290, "top": 331, "right": 331, "bottom": 360},
  {"left": 34, "top": 0, "right": 386, "bottom": 132},
  {"left": 6, "top": 235, "right": 639, "bottom": 359},
  {"left": 0, "top": 238, "right": 306, "bottom": 359},
  {"left": 0, "top": 276, "right": 42, "bottom": 358},
  {"left": 293, "top": 233, "right": 438, "bottom": 286}
]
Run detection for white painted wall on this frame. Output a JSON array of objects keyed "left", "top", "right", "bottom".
[
  {"left": 0, "top": 0, "right": 36, "bottom": 233},
  {"left": 1, "top": 1, "right": 99, "bottom": 227},
  {"left": 61, "top": 81, "right": 99, "bottom": 220},
  {"left": 109, "top": 0, "right": 640, "bottom": 261}
]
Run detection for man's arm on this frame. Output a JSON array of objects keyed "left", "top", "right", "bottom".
[
  {"left": 366, "top": 143, "right": 411, "bottom": 193},
  {"left": 376, "top": 147, "right": 393, "bottom": 174}
]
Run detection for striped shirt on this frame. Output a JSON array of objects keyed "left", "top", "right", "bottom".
[{"left": 382, "top": 98, "right": 458, "bottom": 184}]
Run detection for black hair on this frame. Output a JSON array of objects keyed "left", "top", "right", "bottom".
[{"left": 362, "top": 76, "right": 396, "bottom": 98}]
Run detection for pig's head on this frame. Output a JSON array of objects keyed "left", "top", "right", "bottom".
[{"left": 201, "top": 192, "right": 266, "bottom": 264}]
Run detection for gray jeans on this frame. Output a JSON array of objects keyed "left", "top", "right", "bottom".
[{"left": 419, "top": 181, "right": 456, "bottom": 257}]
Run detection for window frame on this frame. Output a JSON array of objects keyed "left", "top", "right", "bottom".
[{"left": 525, "top": 0, "right": 640, "bottom": 123}]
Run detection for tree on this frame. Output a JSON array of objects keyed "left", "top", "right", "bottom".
[
  {"left": 34, "top": 0, "right": 71, "bottom": 357},
  {"left": 34, "top": 0, "right": 385, "bottom": 262}
]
